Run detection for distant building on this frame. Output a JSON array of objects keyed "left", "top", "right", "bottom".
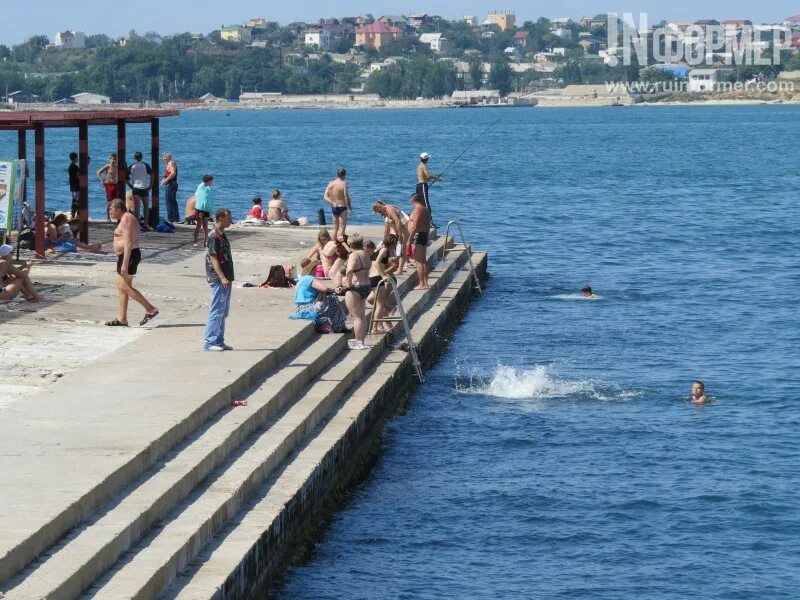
[
  {"left": 246, "top": 17, "right": 269, "bottom": 29},
  {"left": 723, "top": 19, "right": 753, "bottom": 38},
  {"left": 688, "top": 68, "right": 734, "bottom": 92},
  {"left": 408, "top": 13, "right": 429, "bottom": 29},
  {"left": 355, "top": 22, "right": 403, "bottom": 50},
  {"left": 378, "top": 15, "right": 410, "bottom": 30},
  {"left": 486, "top": 12, "right": 515, "bottom": 31},
  {"left": 7, "top": 91, "right": 39, "bottom": 103},
  {"left": 54, "top": 30, "right": 85, "bottom": 49},
  {"left": 71, "top": 92, "right": 111, "bottom": 105},
  {"left": 513, "top": 31, "right": 532, "bottom": 48},
  {"left": 200, "top": 93, "right": 225, "bottom": 104},
  {"left": 461, "top": 15, "right": 478, "bottom": 27},
  {"left": 419, "top": 32, "right": 450, "bottom": 52},
  {"left": 552, "top": 28, "right": 572, "bottom": 39},
  {"left": 220, "top": 25, "right": 252, "bottom": 44},
  {"left": 355, "top": 15, "right": 372, "bottom": 27},
  {"left": 433, "top": 37, "right": 451, "bottom": 53},
  {"left": 304, "top": 27, "right": 331, "bottom": 49},
  {"left": 550, "top": 17, "right": 574, "bottom": 28}
]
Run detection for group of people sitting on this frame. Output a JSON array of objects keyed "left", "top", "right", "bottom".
[
  {"left": 245, "top": 191, "right": 292, "bottom": 223},
  {"left": 292, "top": 229, "right": 402, "bottom": 350}
]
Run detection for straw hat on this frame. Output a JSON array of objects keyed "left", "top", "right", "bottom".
[{"left": 300, "top": 258, "right": 320, "bottom": 276}]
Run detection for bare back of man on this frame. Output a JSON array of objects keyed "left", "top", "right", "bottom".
[
  {"left": 324, "top": 168, "right": 352, "bottom": 241},
  {"left": 407, "top": 194, "right": 431, "bottom": 290}
]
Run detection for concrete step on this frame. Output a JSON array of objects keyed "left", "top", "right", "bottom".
[
  {"left": 0, "top": 334, "right": 346, "bottom": 600},
  {"left": 163, "top": 254, "right": 488, "bottom": 600},
  {"left": 82, "top": 248, "right": 471, "bottom": 600},
  {"left": 0, "top": 316, "right": 316, "bottom": 589}
]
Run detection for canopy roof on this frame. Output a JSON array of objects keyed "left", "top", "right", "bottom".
[{"left": 0, "top": 109, "right": 179, "bottom": 130}]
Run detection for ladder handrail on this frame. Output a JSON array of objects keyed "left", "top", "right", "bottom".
[
  {"left": 368, "top": 277, "right": 425, "bottom": 383},
  {"left": 439, "top": 220, "right": 483, "bottom": 297}
]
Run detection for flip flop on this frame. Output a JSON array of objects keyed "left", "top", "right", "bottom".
[
  {"left": 105, "top": 319, "right": 128, "bottom": 327},
  {"left": 139, "top": 310, "right": 159, "bottom": 326}
]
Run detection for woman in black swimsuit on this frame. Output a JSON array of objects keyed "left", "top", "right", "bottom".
[{"left": 343, "top": 233, "right": 372, "bottom": 350}]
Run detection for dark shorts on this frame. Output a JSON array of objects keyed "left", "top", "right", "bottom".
[
  {"left": 414, "top": 231, "right": 429, "bottom": 246},
  {"left": 332, "top": 206, "right": 348, "bottom": 217},
  {"left": 132, "top": 187, "right": 149, "bottom": 198},
  {"left": 370, "top": 275, "right": 382, "bottom": 289},
  {"left": 347, "top": 284, "right": 372, "bottom": 299},
  {"left": 195, "top": 210, "right": 210, "bottom": 219},
  {"left": 116, "top": 248, "right": 142, "bottom": 275}
]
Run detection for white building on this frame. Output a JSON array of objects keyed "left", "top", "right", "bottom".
[
  {"left": 461, "top": 15, "right": 478, "bottom": 27},
  {"left": 304, "top": 27, "right": 332, "bottom": 49},
  {"left": 71, "top": 92, "right": 111, "bottom": 105},
  {"left": 688, "top": 68, "right": 733, "bottom": 92},
  {"left": 54, "top": 30, "right": 85, "bottom": 49}
]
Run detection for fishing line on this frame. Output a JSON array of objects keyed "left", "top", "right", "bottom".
[{"left": 429, "top": 89, "right": 539, "bottom": 185}]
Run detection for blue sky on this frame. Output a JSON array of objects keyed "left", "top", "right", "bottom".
[{"left": 3, "top": 1, "right": 799, "bottom": 45}]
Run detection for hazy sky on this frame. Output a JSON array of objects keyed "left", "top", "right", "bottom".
[{"left": 3, "top": 1, "right": 798, "bottom": 45}]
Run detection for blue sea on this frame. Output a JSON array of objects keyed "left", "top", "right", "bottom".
[{"left": 3, "top": 106, "right": 798, "bottom": 598}]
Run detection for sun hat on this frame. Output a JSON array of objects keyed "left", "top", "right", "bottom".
[
  {"left": 0, "top": 244, "right": 13, "bottom": 257},
  {"left": 420, "top": 152, "right": 430, "bottom": 160},
  {"left": 300, "top": 258, "right": 320, "bottom": 276}
]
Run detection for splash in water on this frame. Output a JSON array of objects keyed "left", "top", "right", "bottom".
[{"left": 456, "top": 364, "right": 638, "bottom": 401}]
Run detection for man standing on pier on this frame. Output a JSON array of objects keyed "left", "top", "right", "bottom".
[
  {"left": 416, "top": 152, "right": 440, "bottom": 222},
  {"left": 128, "top": 151, "right": 152, "bottom": 227},
  {"left": 204, "top": 207, "right": 235, "bottom": 352},
  {"left": 324, "top": 168, "right": 352, "bottom": 241},
  {"left": 68, "top": 153, "right": 80, "bottom": 220},
  {"left": 407, "top": 194, "right": 431, "bottom": 290}
]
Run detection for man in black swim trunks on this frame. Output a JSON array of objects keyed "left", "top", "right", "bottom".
[
  {"left": 407, "top": 194, "right": 431, "bottom": 290},
  {"left": 324, "top": 168, "right": 352, "bottom": 241},
  {"left": 416, "top": 152, "right": 440, "bottom": 224},
  {"left": 106, "top": 199, "right": 159, "bottom": 327}
]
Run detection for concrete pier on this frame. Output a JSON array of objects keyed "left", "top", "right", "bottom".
[{"left": 0, "top": 223, "right": 487, "bottom": 599}]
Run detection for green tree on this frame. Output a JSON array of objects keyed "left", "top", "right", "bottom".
[
  {"left": 489, "top": 54, "right": 512, "bottom": 95},
  {"left": 469, "top": 57, "right": 482, "bottom": 89}
]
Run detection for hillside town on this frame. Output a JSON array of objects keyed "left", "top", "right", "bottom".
[{"left": 4, "top": 11, "right": 800, "bottom": 107}]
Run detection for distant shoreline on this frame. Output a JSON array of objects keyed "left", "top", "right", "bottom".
[{"left": 3, "top": 97, "right": 797, "bottom": 114}]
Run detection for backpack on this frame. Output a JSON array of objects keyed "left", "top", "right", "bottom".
[{"left": 18, "top": 229, "right": 35, "bottom": 250}]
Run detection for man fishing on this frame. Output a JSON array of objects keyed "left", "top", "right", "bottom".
[{"left": 416, "top": 152, "right": 441, "bottom": 222}]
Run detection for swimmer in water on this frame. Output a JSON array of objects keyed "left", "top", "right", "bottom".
[
  {"left": 691, "top": 380, "right": 708, "bottom": 404},
  {"left": 581, "top": 285, "right": 598, "bottom": 299}
]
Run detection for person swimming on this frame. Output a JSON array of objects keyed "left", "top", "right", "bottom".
[
  {"left": 691, "top": 380, "right": 708, "bottom": 404},
  {"left": 581, "top": 285, "right": 598, "bottom": 299}
]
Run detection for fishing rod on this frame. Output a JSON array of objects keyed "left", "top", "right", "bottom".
[
  {"left": 428, "top": 111, "right": 506, "bottom": 187},
  {"left": 428, "top": 89, "right": 539, "bottom": 186}
]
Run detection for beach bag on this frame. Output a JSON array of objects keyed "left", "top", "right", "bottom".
[
  {"left": 18, "top": 229, "right": 35, "bottom": 250},
  {"left": 315, "top": 295, "right": 347, "bottom": 334}
]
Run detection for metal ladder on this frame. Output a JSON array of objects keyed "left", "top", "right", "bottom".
[
  {"left": 368, "top": 277, "right": 425, "bottom": 383},
  {"left": 440, "top": 220, "right": 483, "bottom": 297}
]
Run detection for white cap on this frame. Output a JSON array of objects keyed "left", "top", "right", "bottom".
[
  {"left": 0, "top": 244, "right": 12, "bottom": 257},
  {"left": 420, "top": 152, "right": 430, "bottom": 160}
]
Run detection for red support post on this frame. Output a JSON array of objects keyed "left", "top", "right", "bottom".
[
  {"left": 17, "top": 130, "right": 27, "bottom": 205},
  {"left": 116, "top": 119, "right": 127, "bottom": 201},
  {"left": 34, "top": 124, "right": 45, "bottom": 258},
  {"left": 150, "top": 118, "right": 160, "bottom": 227},
  {"left": 78, "top": 121, "right": 89, "bottom": 243}
]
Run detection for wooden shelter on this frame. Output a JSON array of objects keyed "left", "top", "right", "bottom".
[{"left": 0, "top": 109, "right": 180, "bottom": 257}]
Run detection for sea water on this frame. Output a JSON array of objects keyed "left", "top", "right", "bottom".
[{"left": 4, "top": 107, "right": 798, "bottom": 597}]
